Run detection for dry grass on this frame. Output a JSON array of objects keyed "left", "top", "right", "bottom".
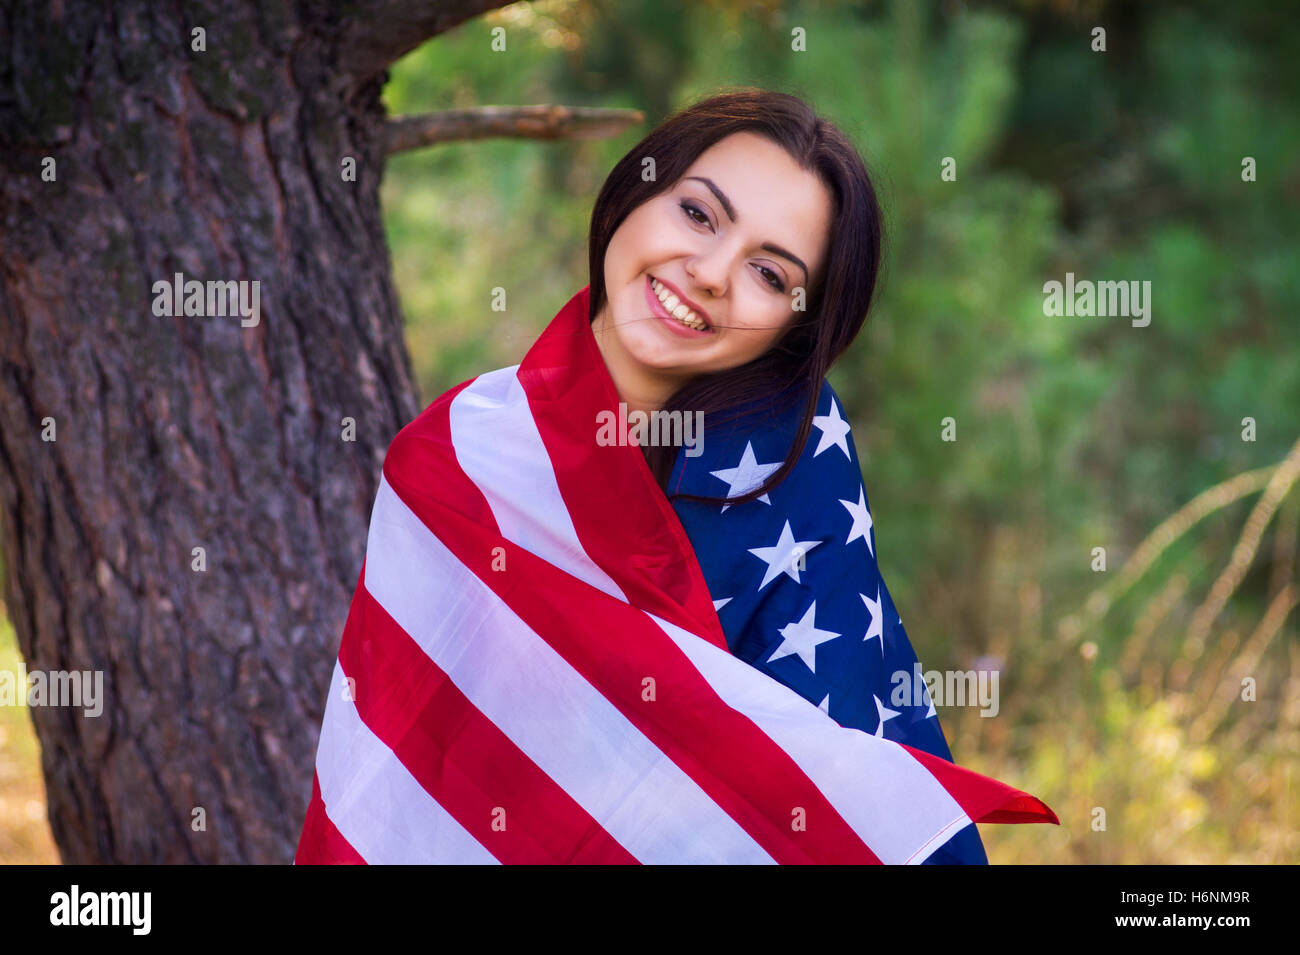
[
  {"left": 972, "top": 437, "right": 1300, "bottom": 863},
  {"left": 0, "top": 610, "right": 59, "bottom": 864}
]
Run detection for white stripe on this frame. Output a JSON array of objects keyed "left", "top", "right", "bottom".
[
  {"left": 449, "top": 366, "right": 624, "bottom": 600},
  {"left": 314, "top": 659, "right": 499, "bottom": 864},
  {"left": 649, "top": 612, "right": 972, "bottom": 863},
  {"left": 366, "top": 476, "right": 774, "bottom": 864}
]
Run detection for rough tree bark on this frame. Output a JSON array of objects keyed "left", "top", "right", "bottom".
[{"left": 0, "top": 0, "right": 527, "bottom": 863}]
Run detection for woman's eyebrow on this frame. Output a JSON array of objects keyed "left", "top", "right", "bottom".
[{"left": 683, "top": 175, "right": 810, "bottom": 284}]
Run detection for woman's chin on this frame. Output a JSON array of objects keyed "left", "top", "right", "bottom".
[{"left": 625, "top": 339, "right": 697, "bottom": 373}]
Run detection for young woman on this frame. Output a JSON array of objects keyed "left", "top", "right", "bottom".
[{"left": 295, "top": 88, "right": 1056, "bottom": 865}]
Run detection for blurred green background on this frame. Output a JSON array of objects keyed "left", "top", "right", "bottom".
[{"left": 4, "top": 0, "right": 1297, "bottom": 863}]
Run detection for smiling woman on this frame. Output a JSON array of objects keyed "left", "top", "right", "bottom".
[
  {"left": 585, "top": 91, "right": 882, "bottom": 500},
  {"left": 295, "top": 88, "right": 1058, "bottom": 866},
  {"left": 591, "top": 131, "right": 835, "bottom": 413}
]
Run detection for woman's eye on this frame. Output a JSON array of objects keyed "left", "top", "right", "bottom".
[
  {"left": 757, "top": 266, "right": 785, "bottom": 293},
  {"left": 680, "top": 200, "right": 710, "bottom": 227}
]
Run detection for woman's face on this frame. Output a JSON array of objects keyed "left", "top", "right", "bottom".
[{"left": 591, "top": 131, "right": 835, "bottom": 406}]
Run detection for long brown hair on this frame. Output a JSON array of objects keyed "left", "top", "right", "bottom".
[{"left": 588, "top": 87, "right": 885, "bottom": 506}]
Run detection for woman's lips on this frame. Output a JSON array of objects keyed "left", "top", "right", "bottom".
[
  {"left": 652, "top": 275, "right": 711, "bottom": 325},
  {"left": 644, "top": 275, "right": 713, "bottom": 338}
]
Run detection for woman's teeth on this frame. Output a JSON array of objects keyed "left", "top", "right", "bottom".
[{"left": 651, "top": 278, "right": 709, "bottom": 330}]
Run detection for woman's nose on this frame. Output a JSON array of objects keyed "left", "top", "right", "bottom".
[{"left": 684, "top": 251, "right": 729, "bottom": 299}]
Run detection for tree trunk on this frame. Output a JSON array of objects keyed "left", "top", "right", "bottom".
[{"left": 0, "top": 0, "right": 513, "bottom": 863}]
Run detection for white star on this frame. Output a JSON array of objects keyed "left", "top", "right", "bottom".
[
  {"left": 839, "top": 484, "right": 874, "bottom": 555},
  {"left": 872, "top": 695, "right": 902, "bottom": 737},
  {"left": 768, "top": 600, "right": 840, "bottom": 673},
  {"left": 860, "top": 587, "right": 884, "bottom": 655},
  {"left": 710, "top": 441, "right": 782, "bottom": 512},
  {"left": 712, "top": 597, "right": 732, "bottom": 612},
  {"left": 747, "top": 520, "right": 823, "bottom": 590},
  {"left": 817, "top": 692, "right": 831, "bottom": 715},
  {"left": 812, "top": 396, "right": 851, "bottom": 458}
]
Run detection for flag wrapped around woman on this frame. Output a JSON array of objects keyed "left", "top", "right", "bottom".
[{"left": 294, "top": 284, "right": 1057, "bottom": 864}]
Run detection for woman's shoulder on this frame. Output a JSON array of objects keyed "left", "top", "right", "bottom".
[
  {"left": 780, "top": 378, "right": 865, "bottom": 502},
  {"left": 668, "top": 375, "right": 864, "bottom": 509}
]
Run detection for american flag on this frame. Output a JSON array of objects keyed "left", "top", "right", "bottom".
[
  {"left": 667, "top": 377, "right": 1000, "bottom": 863},
  {"left": 294, "top": 285, "right": 1057, "bottom": 864}
]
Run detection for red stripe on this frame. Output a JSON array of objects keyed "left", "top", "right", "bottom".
[
  {"left": 295, "top": 771, "right": 366, "bottom": 864},
  {"left": 383, "top": 382, "right": 883, "bottom": 864},
  {"left": 338, "top": 580, "right": 639, "bottom": 864},
  {"left": 516, "top": 286, "right": 730, "bottom": 652},
  {"left": 902, "top": 744, "right": 1060, "bottom": 826}
]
